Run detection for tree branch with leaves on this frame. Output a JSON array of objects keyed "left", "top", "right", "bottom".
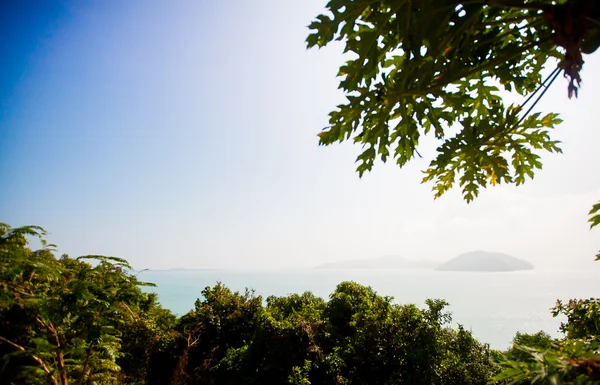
[{"left": 307, "top": 0, "right": 599, "bottom": 201}]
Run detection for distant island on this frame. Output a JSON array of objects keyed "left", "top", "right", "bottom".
[
  {"left": 435, "top": 251, "right": 534, "bottom": 272},
  {"left": 316, "top": 255, "right": 437, "bottom": 270}
]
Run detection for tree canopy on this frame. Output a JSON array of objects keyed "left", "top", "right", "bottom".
[
  {"left": 3, "top": 220, "right": 600, "bottom": 383},
  {"left": 1, "top": 222, "right": 504, "bottom": 384},
  {"left": 0, "top": 223, "right": 176, "bottom": 384},
  {"left": 307, "top": 0, "right": 599, "bottom": 201}
]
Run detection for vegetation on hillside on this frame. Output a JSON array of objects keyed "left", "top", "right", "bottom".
[{"left": 1, "top": 222, "right": 599, "bottom": 384}]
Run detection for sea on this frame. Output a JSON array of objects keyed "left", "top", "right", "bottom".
[{"left": 140, "top": 268, "right": 599, "bottom": 350}]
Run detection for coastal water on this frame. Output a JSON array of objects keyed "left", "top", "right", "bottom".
[{"left": 140, "top": 268, "right": 599, "bottom": 350}]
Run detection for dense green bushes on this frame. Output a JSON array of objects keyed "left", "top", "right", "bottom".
[
  {"left": 0, "top": 223, "right": 176, "bottom": 384},
  {"left": 1, "top": 222, "right": 599, "bottom": 384},
  {"left": 161, "top": 282, "right": 500, "bottom": 385}
]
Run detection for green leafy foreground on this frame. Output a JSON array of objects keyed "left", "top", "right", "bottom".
[
  {"left": 1, "top": 222, "right": 599, "bottom": 384},
  {"left": 305, "top": 0, "right": 600, "bottom": 204}
]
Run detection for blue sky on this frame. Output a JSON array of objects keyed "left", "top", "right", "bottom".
[{"left": 1, "top": 0, "right": 599, "bottom": 270}]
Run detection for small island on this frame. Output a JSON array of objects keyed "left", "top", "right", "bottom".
[
  {"left": 316, "top": 255, "right": 437, "bottom": 270},
  {"left": 435, "top": 251, "right": 534, "bottom": 272}
]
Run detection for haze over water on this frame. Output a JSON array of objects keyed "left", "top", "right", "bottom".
[{"left": 142, "top": 267, "right": 599, "bottom": 350}]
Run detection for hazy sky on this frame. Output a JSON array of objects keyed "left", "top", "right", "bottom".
[{"left": 1, "top": 0, "right": 599, "bottom": 270}]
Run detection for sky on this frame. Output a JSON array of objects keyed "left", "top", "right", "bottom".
[{"left": 1, "top": 0, "right": 599, "bottom": 270}]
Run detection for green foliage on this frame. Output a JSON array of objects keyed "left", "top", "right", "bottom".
[
  {"left": 438, "top": 325, "right": 503, "bottom": 385},
  {"left": 166, "top": 280, "right": 501, "bottom": 385},
  {"left": 288, "top": 359, "right": 313, "bottom": 385},
  {"left": 173, "top": 283, "right": 264, "bottom": 384},
  {"left": 496, "top": 300, "right": 600, "bottom": 384},
  {"left": 589, "top": 203, "right": 600, "bottom": 261},
  {"left": 589, "top": 202, "right": 600, "bottom": 230},
  {"left": 494, "top": 339, "right": 600, "bottom": 384},
  {"left": 0, "top": 223, "right": 175, "bottom": 385},
  {"left": 553, "top": 298, "right": 600, "bottom": 340},
  {"left": 306, "top": 0, "right": 600, "bottom": 201},
  {"left": 504, "top": 331, "right": 556, "bottom": 362}
]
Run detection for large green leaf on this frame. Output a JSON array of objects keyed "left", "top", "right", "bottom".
[{"left": 307, "top": 0, "right": 599, "bottom": 201}]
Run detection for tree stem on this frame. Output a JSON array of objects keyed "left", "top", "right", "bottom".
[{"left": 0, "top": 334, "right": 57, "bottom": 384}]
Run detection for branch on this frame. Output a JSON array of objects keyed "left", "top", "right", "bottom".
[
  {"left": 36, "top": 316, "right": 56, "bottom": 334},
  {"left": 35, "top": 318, "right": 67, "bottom": 385},
  {"left": 459, "top": 0, "right": 549, "bottom": 11},
  {"left": 482, "top": 13, "right": 539, "bottom": 26},
  {"left": 0, "top": 334, "right": 27, "bottom": 353},
  {"left": 47, "top": 321, "right": 67, "bottom": 385},
  {"left": 0, "top": 334, "right": 57, "bottom": 383},
  {"left": 0, "top": 282, "right": 35, "bottom": 300},
  {"left": 487, "top": 0, "right": 549, "bottom": 11},
  {"left": 120, "top": 301, "right": 139, "bottom": 321},
  {"left": 187, "top": 333, "right": 200, "bottom": 348},
  {"left": 76, "top": 343, "right": 94, "bottom": 385},
  {"left": 390, "top": 39, "right": 542, "bottom": 100}
]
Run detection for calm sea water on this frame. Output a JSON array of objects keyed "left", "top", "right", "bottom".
[{"left": 140, "top": 268, "right": 599, "bottom": 350}]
